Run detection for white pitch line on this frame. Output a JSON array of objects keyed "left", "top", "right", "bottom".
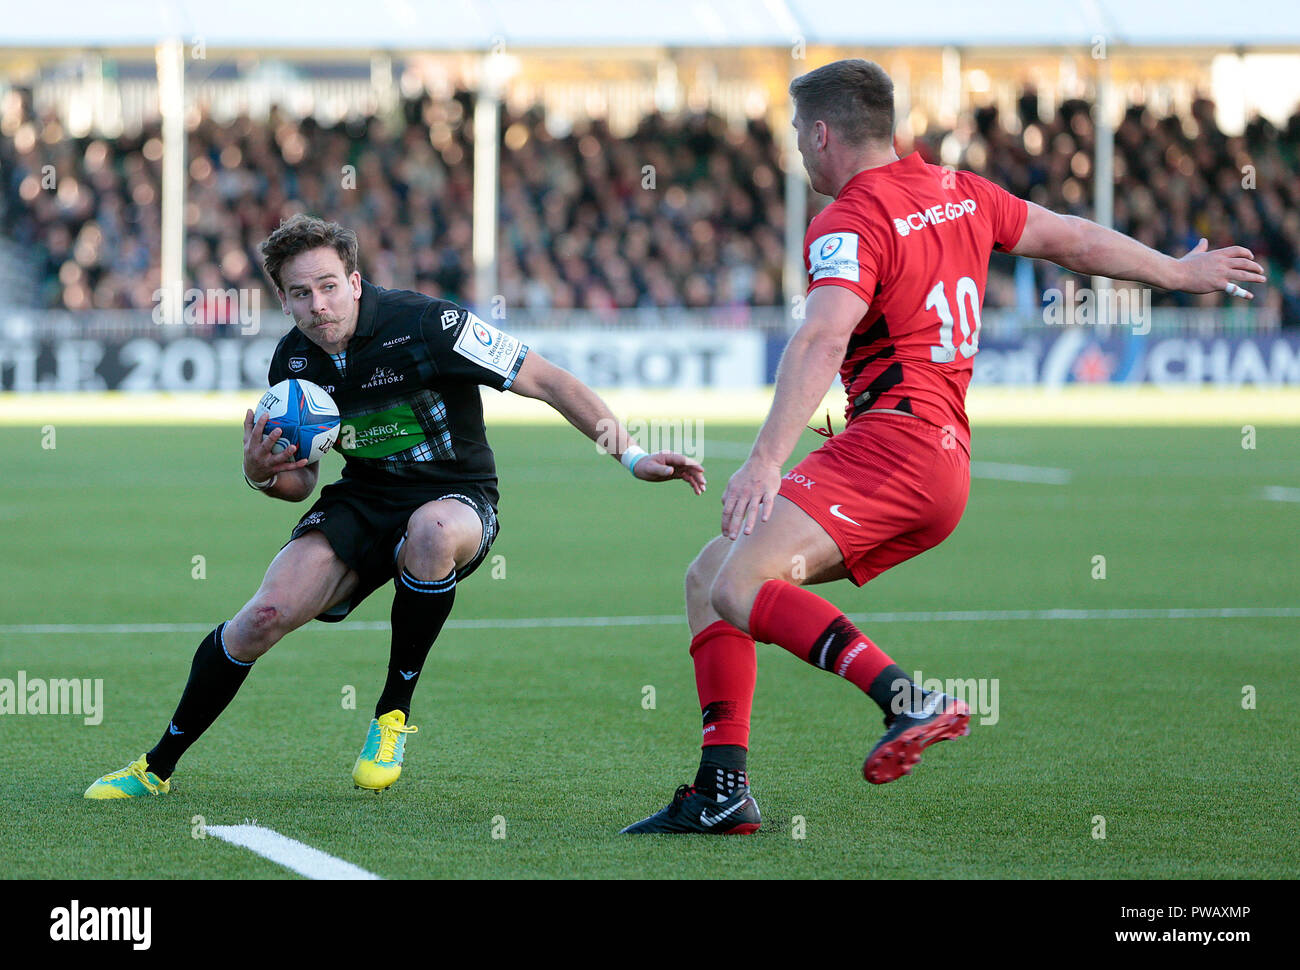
[
  {"left": 1261, "top": 486, "right": 1300, "bottom": 503},
  {"left": 206, "top": 824, "right": 381, "bottom": 880},
  {"left": 3, "top": 606, "right": 1299, "bottom": 636},
  {"left": 969, "top": 461, "right": 1072, "bottom": 485}
]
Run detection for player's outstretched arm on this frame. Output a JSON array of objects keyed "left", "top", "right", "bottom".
[
  {"left": 242, "top": 410, "right": 318, "bottom": 501},
  {"left": 721, "top": 284, "right": 866, "bottom": 540},
  {"left": 507, "top": 352, "right": 706, "bottom": 494},
  {"left": 1010, "top": 201, "right": 1266, "bottom": 297}
]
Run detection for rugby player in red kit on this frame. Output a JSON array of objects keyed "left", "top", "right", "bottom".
[{"left": 623, "top": 58, "right": 1265, "bottom": 833}]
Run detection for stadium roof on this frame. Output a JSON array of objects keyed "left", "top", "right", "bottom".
[{"left": 5, "top": 0, "right": 1300, "bottom": 50}]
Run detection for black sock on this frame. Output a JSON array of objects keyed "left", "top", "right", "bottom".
[
  {"left": 695, "top": 744, "right": 748, "bottom": 799},
  {"left": 867, "top": 663, "right": 926, "bottom": 718},
  {"left": 374, "top": 567, "right": 456, "bottom": 719},
  {"left": 146, "top": 622, "right": 253, "bottom": 779}
]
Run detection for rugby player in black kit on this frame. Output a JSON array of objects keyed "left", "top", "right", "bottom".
[{"left": 85, "top": 214, "right": 705, "bottom": 799}]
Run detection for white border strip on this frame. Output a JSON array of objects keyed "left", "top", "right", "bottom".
[
  {"left": 4, "top": 606, "right": 1298, "bottom": 636},
  {"left": 969, "top": 461, "right": 1072, "bottom": 485},
  {"left": 206, "top": 824, "right": 381, "bottom": 880},
  {"left": 1261, "top": 486, "right": 1300, "bottom": 502}
]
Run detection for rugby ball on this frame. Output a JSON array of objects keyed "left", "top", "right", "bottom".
[{"left": 254, "top": 379, "right": 340, "bottom": 464}]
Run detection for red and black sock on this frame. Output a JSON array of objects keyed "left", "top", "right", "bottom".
[
  {"left": 690, "top": 621, "right": 755, "bottom": 797},
  {"left": 694, "top": 750, "right": 748, "bottom": 800},
  {"left": 749, "top": 579, "right": 923, "bottom": 716},
  {"left": 375, "top": 567, "right": 456, "bottom": 719},
  {"left": 146, "top": 622, "right": 253, "bottom": 780}
]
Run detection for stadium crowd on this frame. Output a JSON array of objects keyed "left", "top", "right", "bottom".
[{"left": 2, "top": 82, "right": 1299, "bottom": 322}]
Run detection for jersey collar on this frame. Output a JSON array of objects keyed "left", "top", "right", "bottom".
[
  {"left": 838, "top": 152, "right": 924, "bottom": 196},
  {"left": 354, "top": 279, "right": 379, "bottom": 337}
]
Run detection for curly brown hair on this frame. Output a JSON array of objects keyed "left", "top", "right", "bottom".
[{"left": 258, "top": 214, "right": 359, "bottom": 291}]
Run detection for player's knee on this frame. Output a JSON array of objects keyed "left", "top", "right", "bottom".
[
  {"left": 685, "top": 536, "right": 729, "bottom": 604},
  {"left": 404, "top": 519, "right": 458, "bottom": 573},
  {"left": 405, "top": 503, "right": 475, "bottom": 576},
  {"left": 709, "top": 571, "right": 754, "bottom": 630},
  {"left": 229, "top": 601, "right": 296, "bottom": 659},
  {"left": 684, "top": 550, "right": 717, "bottom": 612}
]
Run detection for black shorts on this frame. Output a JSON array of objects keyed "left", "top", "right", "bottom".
[{"left": 284, "top": 477, "right": 499, "bottom": 623}]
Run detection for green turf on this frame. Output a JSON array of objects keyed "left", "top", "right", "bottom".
[{"left": 0, "top": 422, "right": 1297, "bottom": 879}]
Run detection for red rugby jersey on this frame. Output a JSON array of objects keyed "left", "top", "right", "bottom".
[{"left": 803, "top": 152, "right": 1027, "bottom": 451}]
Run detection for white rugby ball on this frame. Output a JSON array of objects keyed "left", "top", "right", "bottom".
[{"left": 253, "top": 378, "right": 340, "bottom": 464}]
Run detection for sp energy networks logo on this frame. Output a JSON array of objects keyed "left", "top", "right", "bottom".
[{"left": 352, "top": 421, "right": 401, "bottom": 448}]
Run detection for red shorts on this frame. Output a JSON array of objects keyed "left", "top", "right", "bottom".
[{"left": 778, "top": 413, "right": 970, "bottom": 586}]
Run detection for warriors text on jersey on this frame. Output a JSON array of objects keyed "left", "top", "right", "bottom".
[
  {"left": 268, "top": 281, "right": 528, "bottom": 507},
  {"left": 803, "top": 152, "right": 1028, "bottom": 451}
]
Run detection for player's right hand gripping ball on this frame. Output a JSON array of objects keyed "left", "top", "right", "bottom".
[{"left": 254, "top": 379, "right": 340, "bottom": 464}]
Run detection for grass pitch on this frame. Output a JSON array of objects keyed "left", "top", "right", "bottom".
[{"left": 0, "top": 420, "right": 1296, "bottom": 879}]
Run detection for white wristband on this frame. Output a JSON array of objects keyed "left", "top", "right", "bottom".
[
  {"left": 245, "top": 471, "right": 278, "bottom": 491},
  {"left": 620, "top": 446, "right": 649, "bottom": 476}
]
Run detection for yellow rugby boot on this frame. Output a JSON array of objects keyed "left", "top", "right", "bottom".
[
  {"left": 84, "top": 754, "right": 171, "bottom": 799},
  {"left": 352, "top": 710, "right": 418, "bottom": 791}
]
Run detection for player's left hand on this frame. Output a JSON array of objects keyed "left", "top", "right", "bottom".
[
  {"left": 1176, "top": 238, "right": 1266, "bottom": 296},
  {"left": 721, "top": 458, "right": 782, "bottom": 539},
  {"left": 633, "top": 451, "right": 707, "bottom": 495}
]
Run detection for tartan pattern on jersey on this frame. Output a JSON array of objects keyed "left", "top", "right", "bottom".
[{"left": 344, "top": 388, "right": 454, "bottom": 466}]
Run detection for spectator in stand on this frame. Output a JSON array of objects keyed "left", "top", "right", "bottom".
[
  {"left": 2, "top": 82, "right": 1298, "bottom": 323},
  {"left": 913, "top": 93, "right": 1300, "bottom": 321}
]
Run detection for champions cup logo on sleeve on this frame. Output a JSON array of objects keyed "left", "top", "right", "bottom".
[
  {"left": 453, "top": 313, "right": 522, "bottom": 377},
  {"left": 809, "top": 232, "right": 860, "bottom": 282}
]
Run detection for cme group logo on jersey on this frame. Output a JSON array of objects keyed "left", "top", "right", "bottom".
[
  {"left": 809, "top": 232, "right": 860, "bottom": 283},
  {"left": 893, "top": 198, "right": 978, "bottom": 237}
]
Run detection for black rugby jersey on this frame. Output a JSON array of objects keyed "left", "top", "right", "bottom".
[{"left": 268, "top": 281, "right": 528, "bottom": 507}]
